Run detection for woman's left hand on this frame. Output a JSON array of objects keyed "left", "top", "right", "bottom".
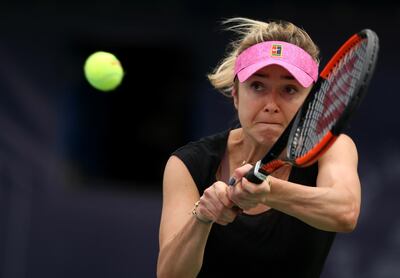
[{"left": 228, "top": 164, "right": 272, "bottom": 210}]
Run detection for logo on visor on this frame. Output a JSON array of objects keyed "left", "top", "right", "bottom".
[{"left": 271, "top": 44, "right": 283, "bottom": 57}]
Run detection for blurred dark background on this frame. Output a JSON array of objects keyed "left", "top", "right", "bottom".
[{"left": 1, "top": 1, "right": 399, "bottom": 277}]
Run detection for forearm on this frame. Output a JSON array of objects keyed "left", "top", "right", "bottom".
[
  {"left": 157, "top": 216, "right": 212, "bottom": 278},
  {"left": 265, "top": 177, "right": 360, "bottom": 232}
]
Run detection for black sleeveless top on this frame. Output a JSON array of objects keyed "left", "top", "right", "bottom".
[{"left": 173, "top": 130, "right": 335, "bottom": 278}]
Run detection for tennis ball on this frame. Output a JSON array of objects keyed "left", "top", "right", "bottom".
[{"left": 84, "top": 51, "right": 124, "bottom": 92}]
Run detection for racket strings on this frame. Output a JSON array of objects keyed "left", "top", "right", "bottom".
[{"left": 290, "top": 39, "right": 368, "bottom": 158}]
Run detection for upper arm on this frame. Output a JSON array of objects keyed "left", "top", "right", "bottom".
[
  {"left": 317, "top": 134, "right": 361, "bottom": 204},
  {"left": 159, "top": 155, "right": 201, "bottom": 249}
]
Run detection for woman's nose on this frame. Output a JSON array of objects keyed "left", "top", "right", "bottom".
[{"left": 263, "top": 93, "right": 279, "bottom": 113}]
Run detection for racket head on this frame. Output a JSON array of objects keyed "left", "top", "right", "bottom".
[{"left": 287, "top": 29, "right": 379, "bottom": 167}]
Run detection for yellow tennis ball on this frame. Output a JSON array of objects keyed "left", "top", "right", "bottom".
[{"left": 84, "top": 51, "right": 124, "bottom": 92}]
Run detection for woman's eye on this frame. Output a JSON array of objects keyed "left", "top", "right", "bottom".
[
  {"left": 283, "top": 85, "right": 298, "bottom": 95},
  {"left": 250, "top": 82, "right": 265, "bottom": 92}
]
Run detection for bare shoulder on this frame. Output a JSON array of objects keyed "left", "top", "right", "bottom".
[
  {"left": 334, "top": 134, "right": 357, "bottom": 148},
  {"left": 164, "top": 155, "right": 190, "bottom": 180}
]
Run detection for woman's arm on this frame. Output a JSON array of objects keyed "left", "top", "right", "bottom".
[
  {"left": 229, "top": 134, "right": 361, "bottom": 232},
  {"left": 157, "top": 156, "right": 238, "bottom": 277}
]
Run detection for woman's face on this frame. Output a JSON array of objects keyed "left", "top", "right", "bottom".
[{"left": 233, "top": 64, "right": 312, "bottom": 145}]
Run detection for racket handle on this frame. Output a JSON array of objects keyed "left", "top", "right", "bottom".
[
  {"left": 245, "top": 161, "right": 269, "bottom": 184},
  {"left": 244, "top": 166, "right": 265, "bottom": 184},
  {"left": 228, "top": 161, "right": 269, "bottom": 186}
]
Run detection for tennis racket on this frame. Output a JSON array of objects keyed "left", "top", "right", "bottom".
[{"left": 241, "top": 29, "right": 379, "bottom": 184}]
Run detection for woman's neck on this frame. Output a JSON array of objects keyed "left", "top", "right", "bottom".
[{"left": 228, "top": 128, "right": 272, "bottom": 167}]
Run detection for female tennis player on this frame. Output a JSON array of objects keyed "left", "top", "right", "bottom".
[{"left": 157, "top": 17, "right": 361, "bottom": 278}]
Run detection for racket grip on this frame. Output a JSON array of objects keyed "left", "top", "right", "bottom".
[
  {"left": 244, "top": 161, "right": 269, "bottom": 184},
  {"left": 244, "top": 166, "right": 264, "bottom": 184},
  {"left": 228, "top": 161, "right": 269, "bottom": 186}
]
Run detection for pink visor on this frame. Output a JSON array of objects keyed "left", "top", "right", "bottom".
[{"left": 234, "top": 41, "right": 318, "bottom": 88}]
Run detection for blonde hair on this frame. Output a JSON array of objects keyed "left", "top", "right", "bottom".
[{"left": 207, "top": 17, "right": 320, "bottom": 97}]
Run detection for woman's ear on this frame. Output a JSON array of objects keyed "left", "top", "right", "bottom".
[{"left": 232, "top": 86, "right": 239, "bottom": 110}]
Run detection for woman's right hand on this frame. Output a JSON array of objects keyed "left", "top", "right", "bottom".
[{"left": 195, "top": 181, "right": 242, "bottom": 225}]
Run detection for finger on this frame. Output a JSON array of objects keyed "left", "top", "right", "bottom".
[
  {"left": 227, "top": 181, "right": 247, "bottom": 205},
  {"left": 197, "top": 193, "right": 220, "bottom": 221},
  {"left": 195, "top": 199, "right": 215, "bottom": 223},
  {"left": 232, "top": 178, "right": 253, "bottom": 198},
  {"left": 214, "top": 219, "right": 230, "bottom": 226},
  {"left": 201, "top": 185, "right": 231, "bottom": 221},
  {"left": 242, "top": 177, "right": 271, "bottom": 195},
  {"left": 203, "top": 186, "right": 221, "bottom": 211},
  {"left": 241, "top": 177, "right": 261, "bottom": 194},
  {"left": 229, "top": 163, "right": 254, "bottom": 185},
  {"left": 235, "top": 202, "right": 253, "bottom": 211},
  {"left": 230, "top": 181, "right": 260, "bottom": 210},
  {"left": 213, "top": 182, "right": 235, "bottom": 208},
  {"left": 216, "top": 207, "right": 237, "bottom": 222},
  {"left": 215, "top": 208, "right": 240, "bottom": 225}
]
